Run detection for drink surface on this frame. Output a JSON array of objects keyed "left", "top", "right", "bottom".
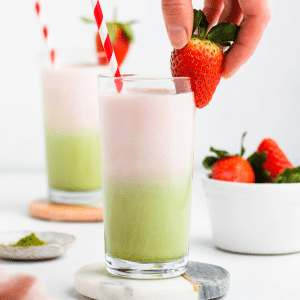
[
  {"left": 42, "top": 65, "right": 108, "bottom": 192},
  {"left": 100, "top": 89, "right": 195, "bottom": 262}
]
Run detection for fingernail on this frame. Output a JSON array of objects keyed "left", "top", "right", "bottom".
[
  {"left": 222, "top": 70, "right": 237, "bottom": 80},
  {"left": 167, "top": 25, "right": 188, "bottom": 49},
  {"left": 223, "top": 74, "right": 233, "bottom": 80}
]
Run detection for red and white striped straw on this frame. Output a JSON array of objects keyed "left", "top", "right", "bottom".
[
  {"left": 34, "top": 1, "right": 58, "bottom": 67},
  {"left": 94, "top": 0, "right": 123, "bottom": 92}
]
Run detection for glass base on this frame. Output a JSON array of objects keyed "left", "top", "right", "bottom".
[
  {"left": 49, "top": 188, "right": 102, "bottom": 205},
  {"left": 105, "top": 253, "right": 188, "bottom": 279}
]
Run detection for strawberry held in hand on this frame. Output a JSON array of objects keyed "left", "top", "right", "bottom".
[
  {"left": 171, "top": 9, "right": 240, "bottom": 108},
  {"left": 203, "top": 133, "right": 255, "bottom": 183}
]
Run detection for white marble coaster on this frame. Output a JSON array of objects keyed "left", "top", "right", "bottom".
[{"left": 74, "top": 261, "right": 230, "bottom": 300}]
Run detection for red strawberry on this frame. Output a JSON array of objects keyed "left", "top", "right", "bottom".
[
  {"left": 211, "top": 156, "right": 255, "bottom": 183},
  {"left": 170, "top": 9, "right": 239, "bottom": 108},
  {"left": 96, "top": 23, "right": 132, "bottom": 66},
  {"left": 82, "top": 13, "right": 136, "bottom": 67},
  {"left": 257, "top": 138, "right": 294, "bottom": 180},
  {"left": 203, "top": 133, "right": 255, "bottom": 183}
]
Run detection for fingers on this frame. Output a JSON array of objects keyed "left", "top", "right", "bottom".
[
  {"left": 202, "top": 0, "right": 224, "bottom": 27},
  {"left": 222, "top": 0, "right": 272, "bottom": 78},
  {"left": 162, "top": 0, "right": 271, "bottom": 77},
  {"left": 217, "top": 0, "right": 243, "bottom": 25},
  {"left": 161, "top": 0, "right": 193, "bottom": 49}
]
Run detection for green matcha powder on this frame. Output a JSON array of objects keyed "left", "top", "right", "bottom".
[{"left": 10, "top": 233, "right": 47, "bottom": 247}]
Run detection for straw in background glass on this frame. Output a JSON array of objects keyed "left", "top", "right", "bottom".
[{"left": 34, "top": 1, "right": 59, "bottom": 67}]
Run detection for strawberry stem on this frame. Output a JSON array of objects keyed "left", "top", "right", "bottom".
[
  {"left": 192, "top": 9, "right": 209, "bottom": 39},
  {"left": 113, "top": 8, "right": 117, "bottom": 22},
  {"left": 203, "top": 132, "right": 249, "bottom": 170},
  {"left": 192, "top": 9, "right": 240, "bottom": 44},
  {"left": 240, "top": 132, "right": 247, "bottom": 157}
]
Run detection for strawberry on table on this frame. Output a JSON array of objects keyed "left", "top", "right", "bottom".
[
  {"left": 203, "top": 133, "right": 255, "bottom": 183},
  {"left": 170, "top": 9, "right": 240, "bottom": 109}
]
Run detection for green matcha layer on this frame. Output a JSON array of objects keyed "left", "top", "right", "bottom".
[
  {"left": 46, "top": 130, "right": 102, "bottom": 191},
  {"left": 104, "top": 172, "right": 192, "bottom": 262}
]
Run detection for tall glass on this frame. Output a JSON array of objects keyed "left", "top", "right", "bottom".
[
  {"left": 41, "top": 50, "right": 109, "bottom": 204},
  {"left": 98, "top": 75, "right": 196, "bottom": 279}
]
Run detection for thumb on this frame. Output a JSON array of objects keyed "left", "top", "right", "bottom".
[{"left": 161, "top": 0, "right": 193, "bottom": 49}]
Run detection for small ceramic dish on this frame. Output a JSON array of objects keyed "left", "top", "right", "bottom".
[
  {"left": 0, "top": 231, "right": 75, "bottom": 260},
  {"left": 202, "top": 175, "right": 300, "bottom": 255}
]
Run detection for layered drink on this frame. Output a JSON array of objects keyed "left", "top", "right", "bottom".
[
  {"left": 42, "top": 63, "right": 109, "bottom": 203},
  {"left": 99, "top": 76, "right": 195, "bottom": 278}
]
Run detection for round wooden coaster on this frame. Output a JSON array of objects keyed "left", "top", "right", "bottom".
[
  {"left": 29, "top": 200, "right": 103, "bottom": 222},
  {"left": 74, "top": 261, "right": 230, "bottom": 300}
]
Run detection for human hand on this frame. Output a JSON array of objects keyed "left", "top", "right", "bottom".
[{"left": 162, "top": 0, "right": 271, "bottom": 78}]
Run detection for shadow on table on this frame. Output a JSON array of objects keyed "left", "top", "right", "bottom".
[
  {"left": 193, "top": 237, "right": 300, "bottom": 257},
  {"left": 191, "top": 237, "right": 217, "bottom": 251},
  {"left": 69, "top": 287, "right": 93, "bottom": 300},
  {"left": 0, "top": 256, "right": 61, "bottom": 264}
]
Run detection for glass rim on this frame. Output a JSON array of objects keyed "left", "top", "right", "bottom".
[{"left": 98, "top": 74, "right": 191, "bottom": 82}]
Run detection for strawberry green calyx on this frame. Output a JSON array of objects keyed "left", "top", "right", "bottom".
[
  {"left": 202, "top": 148, "right": 231, "bottom": 169},
  {"left": 192, "top": 9, "right": 240, "bottom": 46},
  {"left": 81, "top": 15, "right": 137, "bottom": 43},
  {"left": 203, "top": 132, "right": 247, "bottom": 169},
  {"left": 247, "top": 151, "right": 272, "bottom": 183},
  {"left": 273, "top": 167, "right": 300, "bottom": 183},
  {"left": 81, "top": 17, "right": 96, "bottom": 24},
  {"left": 192, "top": 9, "right": 209, "bottom": 39}
]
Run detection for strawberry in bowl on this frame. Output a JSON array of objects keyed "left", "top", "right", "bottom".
[
  {"left": 203, "top": 133, "right": 298, "bottom": 184},
  {"left": 257, "top": 138, "right": 294, "bottom": 181},
  {"left": 203, "top": 133, "right": 254, "bottom": 183},
  {"left": 201, "top": 134, "right": 300, "bottom": 255}
]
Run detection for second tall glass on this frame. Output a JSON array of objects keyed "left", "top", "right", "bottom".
[
  {"left": 41, "top": 50, "right": 109, "bottom": 204},
  {"left": 99, "top": 75, "right": 196, "bottom": 279}
]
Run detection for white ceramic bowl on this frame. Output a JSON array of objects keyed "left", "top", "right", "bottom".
[
  {"left": 0, "top": 231, "right": 75, "bottom": 260},
  {"left": 202, "top": 175, "right": 300, "bottom": 254}
]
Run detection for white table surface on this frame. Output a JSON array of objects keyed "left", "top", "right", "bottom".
[{"left": 0, "top": 170, "right": 300, "bottom": 300}]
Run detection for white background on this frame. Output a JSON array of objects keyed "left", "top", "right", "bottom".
[
  {"left": 0, "top": 0, "right": 299, "bottom": 171},
  {"left": 1, "top": 3, "right": 300, "bottom": 299}
]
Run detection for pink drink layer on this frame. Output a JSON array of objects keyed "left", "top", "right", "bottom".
[
  {"left": 100, "top": 89, "right": 195, "bottom": 262},
  {"left": 100, "top": 89, "right": 195, "bottom": 178},
  {"left": 42, "top": 65, "right": 109, "bottom": 192},
  {"left": 42, "top": 64, "right": 109, "bottom": 131}
]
